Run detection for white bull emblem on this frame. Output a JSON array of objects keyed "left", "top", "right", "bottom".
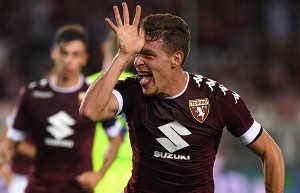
[
  {"left": 195, "top": 106, "right": 205, "bottom": 119},
  {"left": 189, "top": 98, "right": 210, "bottom": 123}
]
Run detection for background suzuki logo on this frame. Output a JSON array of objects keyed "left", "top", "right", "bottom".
[
  {"left": 156, "top": 121, "right": 191, "bottom": 153},
  {"left": 47, "top": 111, "right": 75, "bottom": 140}
]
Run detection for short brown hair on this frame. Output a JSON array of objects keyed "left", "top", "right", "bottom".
[
  {"left": 140, "top": 13, "right": 191, "bottom": 65},
  {"left": 54, "top": 24, "right": 89, "bottom": 51}
]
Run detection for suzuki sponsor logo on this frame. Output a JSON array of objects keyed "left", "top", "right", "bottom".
[
  {"left": 45, "top": 111, "right": 75, "bottom": 148},
  {"left": 154, "top": 151, "right": 190, "bottom": 160},
  {"left": 155, "top": 121, "right": 191, "bottom": 160}
]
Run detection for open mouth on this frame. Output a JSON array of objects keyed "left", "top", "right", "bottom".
[
  {"left": 138, "top": 72, "right": 152, "bottom": 78},
  {"left": 138, "top": 72, "right": 153, "bottom": 87}
]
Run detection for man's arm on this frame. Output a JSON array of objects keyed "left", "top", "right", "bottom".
[
  {"left": 76, "top": 134, "right": 122, "bottom": 193},
  {"left": 76, "top": 120, "right": 123, "bottom": 193},
  {"left": 0, "top": 138, "right": 18, "bottom": 166},
  {"left": 99, "top": 132, "right": 122, "bottom": 175},
  {"left": 79, "top": 3, "right": 143, "bottom": 122},
  {"left": 17, "top": 141, "right": 36, "bottom": 159},
  {"left": 248, "top": 129, "right": 284, "bottom": 193},
  {"left": 1, "top": 126, "right": 35, "bottom": 160}
]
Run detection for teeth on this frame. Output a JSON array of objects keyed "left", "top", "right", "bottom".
[{"left": 139, "top": 72, "right": 151, "bottom": 76}]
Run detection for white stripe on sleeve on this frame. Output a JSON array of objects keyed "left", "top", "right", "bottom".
[
  {"left": 112, "top": 89, "right": 123, "bottom": 116},
  {"left": 7, "top": 127, "right": 25, "bottom": 142},
  {"left": 105, "top": 120, "right": 122, "bottom": 138},
  {"left": 239, "top": 120, "right": 261, "bottom": 145}
]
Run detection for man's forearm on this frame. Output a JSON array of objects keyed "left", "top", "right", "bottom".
[
  {"left": 263, "top": 148, "right": 285, "bottom": 193},
  {"left": 248, "top": 130, "right": 285, "bottom": 193},
  {"left": 0, "top": 138, "right": 18, "bottom": 165},
  {"left": 17, "top": 141, "right": 36, "bottom": 159},
  {"left": 98, "top": 135, "right": 122, "bottom": 177}
]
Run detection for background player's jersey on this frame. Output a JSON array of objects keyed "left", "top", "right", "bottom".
[
  {"left": 8, "top": 75, "right": 96, "bottom": 186},
  {"left": 5, "top": 115, "right": 34, "bottom": 176},
  {"left": 114, "top": 72, "right": 261, "bottom": 193},
  {"left": 11, "top": 134, "right": 34, "bottom": 176}
]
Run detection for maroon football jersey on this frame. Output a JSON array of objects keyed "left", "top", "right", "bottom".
[
  {"left": 114, "top": 72, "right": 262, "bottom": 193},
  {"left": 11, "top": 134, "right": 34, "bottom": 175},
  {"left": 6, "top": 115, "right": 34, "bottom": 176},
  {"left": 8, "top": 75, "right": 95, "bottom": 192}
]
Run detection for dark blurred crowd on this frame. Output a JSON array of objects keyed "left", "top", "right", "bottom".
[{"left": 0, "top": 0, "right": 299, "bottom": 100}]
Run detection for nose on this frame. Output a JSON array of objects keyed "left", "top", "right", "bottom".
[
  {"left": 134, "top": 54, "right": 144, "bottom": 68},
  {"left": 64, "top": 55, "right": 72, "bottom": 64}
]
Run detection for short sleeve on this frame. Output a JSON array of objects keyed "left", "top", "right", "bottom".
[{"left": 218, "top": 89, "right": 261, "bottom": 145}]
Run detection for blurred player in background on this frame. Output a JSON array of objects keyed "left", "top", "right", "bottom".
[
  {"left": 3, "top": 60, "right": 53, "bottom": 193},
  {"left": 3, "top": 115, "right": 35, "bottom": 193},
  {"left": 88, "top": 31, "right": 134, "bottom": 193},
  {"left": 80, "top": 3, "right": 284, "bottom": 193},
  {"left": 0, "top": 24, "right": 123, "bottom": 193},
  {"left": 0, "top": 121, "right": 11, "bottom": 193}
]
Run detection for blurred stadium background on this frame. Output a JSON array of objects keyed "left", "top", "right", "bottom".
[{"left": 0, "top": 0, "right": 299, "bottom": 192}]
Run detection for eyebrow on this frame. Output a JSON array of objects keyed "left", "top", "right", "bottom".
[{"left": 140, "top": 49, "right": 156, "bottom": 55}]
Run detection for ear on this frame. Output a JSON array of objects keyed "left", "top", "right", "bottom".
[
  {"left": 81, "top": 52, "right": 89, "bottom": 67},
  {"left": 50, "top": 48, "right": 56, "bottom": 60},
  {"left": 171, "top": 51, "right": 184, "bottom": 69}
]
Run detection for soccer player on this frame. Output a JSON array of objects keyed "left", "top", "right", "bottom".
[
  {"left": 88, "top": 31, "right": 133, "bottom": 193},
  {"left": 7, "top": 138, "right": 34, "bottom": 193},
  {"left": 80, "top": 2, "right": 285, "bottom": 193},
  {"left": 4, "top": 115, "right": 35, "bottom": 193},
  {"left": 0, "top": 24, "right": 123, "bottom": 193}
]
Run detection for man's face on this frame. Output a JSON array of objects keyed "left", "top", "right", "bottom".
[
  {"left": 51, "top": 40, "right": 88, "bottom": 81},
  {"left": 134, "top": 37, "right": 173, "bottom": 97}
]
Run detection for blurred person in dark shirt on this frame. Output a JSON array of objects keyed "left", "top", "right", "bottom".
[
  {"left": 0, "top": 24, "right": 123, "bottom": 193},
  {"left": 1, "top": 115, "right": 35, "bottom": 193}
]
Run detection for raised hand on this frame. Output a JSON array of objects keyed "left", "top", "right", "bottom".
[{"left": 105, "top": 2, "right": 144, "bottom": 56}]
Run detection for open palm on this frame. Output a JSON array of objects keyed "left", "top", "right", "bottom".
[{"left": 105, "top": 2, "right": 145, "bottom": 56}]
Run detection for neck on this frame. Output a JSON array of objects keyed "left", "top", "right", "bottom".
[
  {"left": 54, "top": 74, "right": 81, "bottom": 88},
  {"left": 158, "top": 71, "right": 188, "bottom": 98}
]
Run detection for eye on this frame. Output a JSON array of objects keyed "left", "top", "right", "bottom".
[
  {"left": 144, "top": 53, "right": 153, "bottom": 57},
  {"left": 59, "top": 50, "right": 67, "bottom": 56},
  {"left": 140, "top": 50, "right": 155, "bottom": 58},
  {"left": 73, "top": 52, "right": 81, "bottom": 58}
]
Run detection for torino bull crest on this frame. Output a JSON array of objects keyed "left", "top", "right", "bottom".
[{"left": 189, "top": 98, "right": 210, "bottom": 123}]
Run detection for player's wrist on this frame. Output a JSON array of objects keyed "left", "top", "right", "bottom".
[
  {"left": 116, "top": 49, "right": 136, "bottom": 61},
  {"left": 96, "top": 171, "right": 104, "bottom": 181},
  {"left": 113, "top": 51, "right": 135, "bottom": 71}
]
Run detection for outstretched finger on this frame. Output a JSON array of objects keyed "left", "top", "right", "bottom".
[
  {"left": 132, "top": 5, "right": 141, "bottom": 26},
  {"left": 113, "top": 5, "right": 123, "bottom": 27},
  {"left": 139, "top": 26, "right": 145, "bottom": 39},
  {"left": 122, "top": 2, "right": 130, "bottom": 26},
  {"left": 105, "top": 18, "right": 118, "bottom": 33}
]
